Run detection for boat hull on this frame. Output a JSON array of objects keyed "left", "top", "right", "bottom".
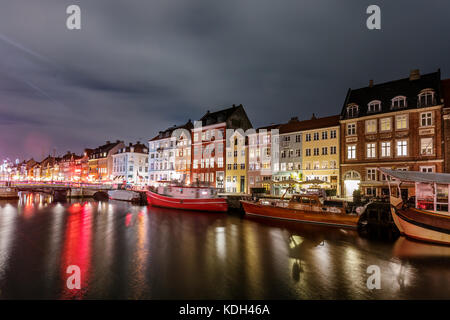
[
  {"left": 390, "top": 206, "right": 450, "bottom": 245},
  {"left": 146, "top": 190, "right": 228, "bottom": 212},
  {"left": 241, "top": 200, "right": 358, "bottom": 229},
  {"left": 0, "top": 187, "right": 19, "bottom": 199},
  {"left": 108, "top": 190, "right": 142, "bottom": 202}
]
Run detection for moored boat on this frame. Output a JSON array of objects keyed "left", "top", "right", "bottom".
[
  {"left": 0, "top": 186, "right": 19, "bottom": 199},
  {"left": 146, "top": 185, "right": 228, "bottom": 212},
  {"left": 381, "top": 168, "right": 450, "bottom": 245},
  {"left": 240, "top": 194, "right": 359, "bottom": 229},
  {"left": 108, "top": 189, "right": 143, "bottom": 202}
]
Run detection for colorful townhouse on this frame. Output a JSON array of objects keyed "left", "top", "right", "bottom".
[
  {"left": 148, "top": 120, "right": 193, "bottom": 186},
  {"left": 339, "top": 69, "right": 444, "bottom": 199},
  {"left": 272, "top": 117, "right": 303, "bottom": 196},
  {"left": 225, "top": 130, "right": 248, "bottom": 193},
  {"left": 247, "top": 123, "right": 281, "bottom": 194},
  {"left": 300, "top": 115, "right": 340, "bottom": 195},
  {"left": 88, "top": 140, "right": 125, "bottom": 182},
  {"left": 112, "top": 142, "right": 149, "bottom": 185},
  {"left": 191, "top": 104, "right": 252, "bottom": 189}
]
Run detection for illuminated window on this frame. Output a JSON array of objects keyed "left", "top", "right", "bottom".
[
  {"left": 380, "top": 117, "right": 391, "bottom": 131},
  {"left": 418, "top": 90, "right": 435, "bottom": 107},
  {"left": 347, "top": 145, "right": 356, "bottom": 159},
  {"left": 395, "top": 114, "right": 408, "bottom": 130},
  {"left": 420, "top": 138, "right": 433, "bottom": 155},
  {"left": 365, "top": 119, "right": 377, "bottom": 133},
  {"left": 396, "top": 140, "right": 408, "bottom": 156},
  {"left": 381, "top": 142, "right": 391, "bottom": 157},
  {"left": 366, "top": 143, "right": 376, "bottom": 158}
]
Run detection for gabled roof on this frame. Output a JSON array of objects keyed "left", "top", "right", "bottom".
[
  {"left": 341, "top": 70, "right": 442, "bottom": 119},
  {"left": 279, "top": 115, "right": 340, "bottom": 134},
  {"left": 91, "top": 141, "right": 123, "bottom": 157},
  {"left": 115, "top": 142, "right": 148, "bottom": 154},
  {"left": 199, "top": 104, "right": 240, "bottom": 126},
  {"left": 150, "top": 120, "right": 193, "bottom": 141}
]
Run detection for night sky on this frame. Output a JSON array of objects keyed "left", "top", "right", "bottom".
[{"left": 1, "top": 0, "right": 449, "bottom": 160}]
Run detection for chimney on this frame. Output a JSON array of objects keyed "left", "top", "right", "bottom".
[
  {"left": 106, "top": 140, "right": 111, "bottom": 144},
  {"left": 369, "top": 79, "right": 374, "bottom": 87},
  {"left": 311, "top": 113, "right": 317, "bottom": 120},
  {"left": 409, "top": 69, "right": 420, "bottom": 81},
  {"left": 232, "top": 104, "right": 236, "bottom": 107},
  {"left": 290, "top": 116, "right": 299, "bottom": 122},
  {"left": 129, "top": 143, "right": 132, "bottom": 147}
]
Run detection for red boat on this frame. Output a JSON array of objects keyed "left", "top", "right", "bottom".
[{"left": 146, "top": 185, "right": 228, "bottom": 212}]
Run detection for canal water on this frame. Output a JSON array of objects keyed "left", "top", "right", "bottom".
[{"left": 0, "top": 193, "right": 449, "bottom": 299}]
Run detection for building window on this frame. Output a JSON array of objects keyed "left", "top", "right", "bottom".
[
  {"left": 392, "top": 96, "right": 406, "bottom": 109},
  {"left": 218, "top": 157, "right": 223, "bottom": 168},
  {"left": 313, "top": 162, "right": 320, "bottom": 170},
  {"left": 396, "top": 140, "right": 408, "bottom": 156},
  {"left": 420, "top": 166, "right": 435, "bottom": 173},
  {"left": 366, "top": 168, "right": 377, "bottom": 181},
  {"left": 330, "top": 160, "right": 337, "bottom": 169},
  {"left": 366, "top": 187, "right": 377, "bottom": 197},
  {"left": 347, "top": 145, "right": 356, "bottom": 159},
  {"left": 366, "top": 143, "right": 376, "bottom": 158},
  {"left": 381, "top": 142, "right": 391, "bottom": 157},
  {"left": 313, "top": 132, "right": 319, "bottom": 141},
  {"left": 330, "top": 146, "right": 337, "bottom": 154},
  {"left": 421, "top": 112, "right": 433, "bottom": 127},
  {"left": 330, "top": 130, "right": 337, "bottom": 139},
  {"left": 418, "top": 90, "right": 435, "bottom": 107},
  {"left": 380, "top": 117, "right": 392, "bottom": 131},
  {"left": 347, "top": 104, "right": 359, "bottom": 118},
  {"left": 365, "top": 119, "right": 377, "bottom": 133},
  {"left": 420, "top": 138, "right": 433, "bottom": 155},
  {"left": 296, "top": 149, "right": 301, "bottom": 157},
  {"left": 395, "top": 114, "right": 408, "bottom": 130},
  {"left": 295, "top": 135, "right": 301, "bottom": 142},
  {"left": 313, "top": 148, "right": 319, "bottom": 156},
  {"left": 368, "top": 100, "right": 381, "bottom": 113},
  {"left": 305, "top": 133, "right": 311, "bottom": 141},
  {"left": 322, "top": 147, "right": 328, "bottom": 155},
  {"left": 347, "top": 123, "right": 356, "bottom": 135},
  {"left": 305, "top": 149, "right": 311, "bottom": 156},
  {"left": 322, "top": 131, "right": 328, "bottom": 140}
]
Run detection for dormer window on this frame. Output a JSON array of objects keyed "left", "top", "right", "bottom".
[
  {"left": 418, "top": 89, "right": 435, "bottom": 107},
  {"left": 347, "top": 104, "right": 359, "bottom": 118},
  {"left": 392, "top": 96, "right": 407, "bottom": 109},
  {"left": 368, "top": 100, "right": 381, "bottom": 113}
]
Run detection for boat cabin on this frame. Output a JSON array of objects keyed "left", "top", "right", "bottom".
[
  {"left": 155, "top": 185, "right": 221, "bottom": 199},
  {"left": 380, "top": 169, "right": 450, "bottom": 216}
]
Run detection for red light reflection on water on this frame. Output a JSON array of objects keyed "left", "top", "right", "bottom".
[
  {"left": 125, "top": 213, "right": 132, "bottom": 227},
  {"left": 60, "top": 202, "right": 92, "bottom": 299}
]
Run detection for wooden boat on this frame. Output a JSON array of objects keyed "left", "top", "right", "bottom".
[
  {"left": 240, "top": 194, "right": 359, "bottom": 229},
  {"left": 0, "top": 186, "right": 19, "bottom": 199},
  {"left": 146, "top": 185, "right": 228, "bottom": 212},
  {"left": 380, "top": 168, "right": 450, "bottom": 245}
]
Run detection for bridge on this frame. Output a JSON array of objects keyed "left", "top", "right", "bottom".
[{"left": 3, "top": 181, "right": 112, "bottom": 200}]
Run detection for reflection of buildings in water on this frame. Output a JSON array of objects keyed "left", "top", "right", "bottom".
[
  {"left": 18, "top": 192, "right": 53, "bottom": 215},
  {"left": 0, "top": 204, "right": 18, "bottom": 287},
  {"left": 60, "top": 202, "right": 93, "bottom": 299}
]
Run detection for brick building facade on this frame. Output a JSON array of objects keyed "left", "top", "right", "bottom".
[{"left": 340, "top": 69, "right": 445, "bottom": 199}]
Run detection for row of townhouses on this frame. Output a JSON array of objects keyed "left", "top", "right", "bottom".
[
  {"left": 147, "top": 69, "right": 450, "bottom": 199},
  {"left": 3, "top": 69, "right": 450, "bottom": 200}
]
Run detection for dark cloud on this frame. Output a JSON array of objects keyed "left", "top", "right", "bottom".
[{"left": 0, "top": 0, "right": 449, "bottom": 160}]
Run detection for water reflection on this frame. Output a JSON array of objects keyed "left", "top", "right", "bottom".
[{"left": 0, "top": 193, "right": 449, "bottom": 299}]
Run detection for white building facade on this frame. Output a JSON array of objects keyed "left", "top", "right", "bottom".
[{"left": 112, "top": 142, "right": 149, "bottom": 186}]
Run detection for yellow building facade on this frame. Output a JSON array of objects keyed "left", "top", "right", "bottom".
[
  {"left": 225, "top": 131, "right": 248, "bottom": 193},
  {"left": 300, "top": 116, "right": 341, "bottom": 196}
]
